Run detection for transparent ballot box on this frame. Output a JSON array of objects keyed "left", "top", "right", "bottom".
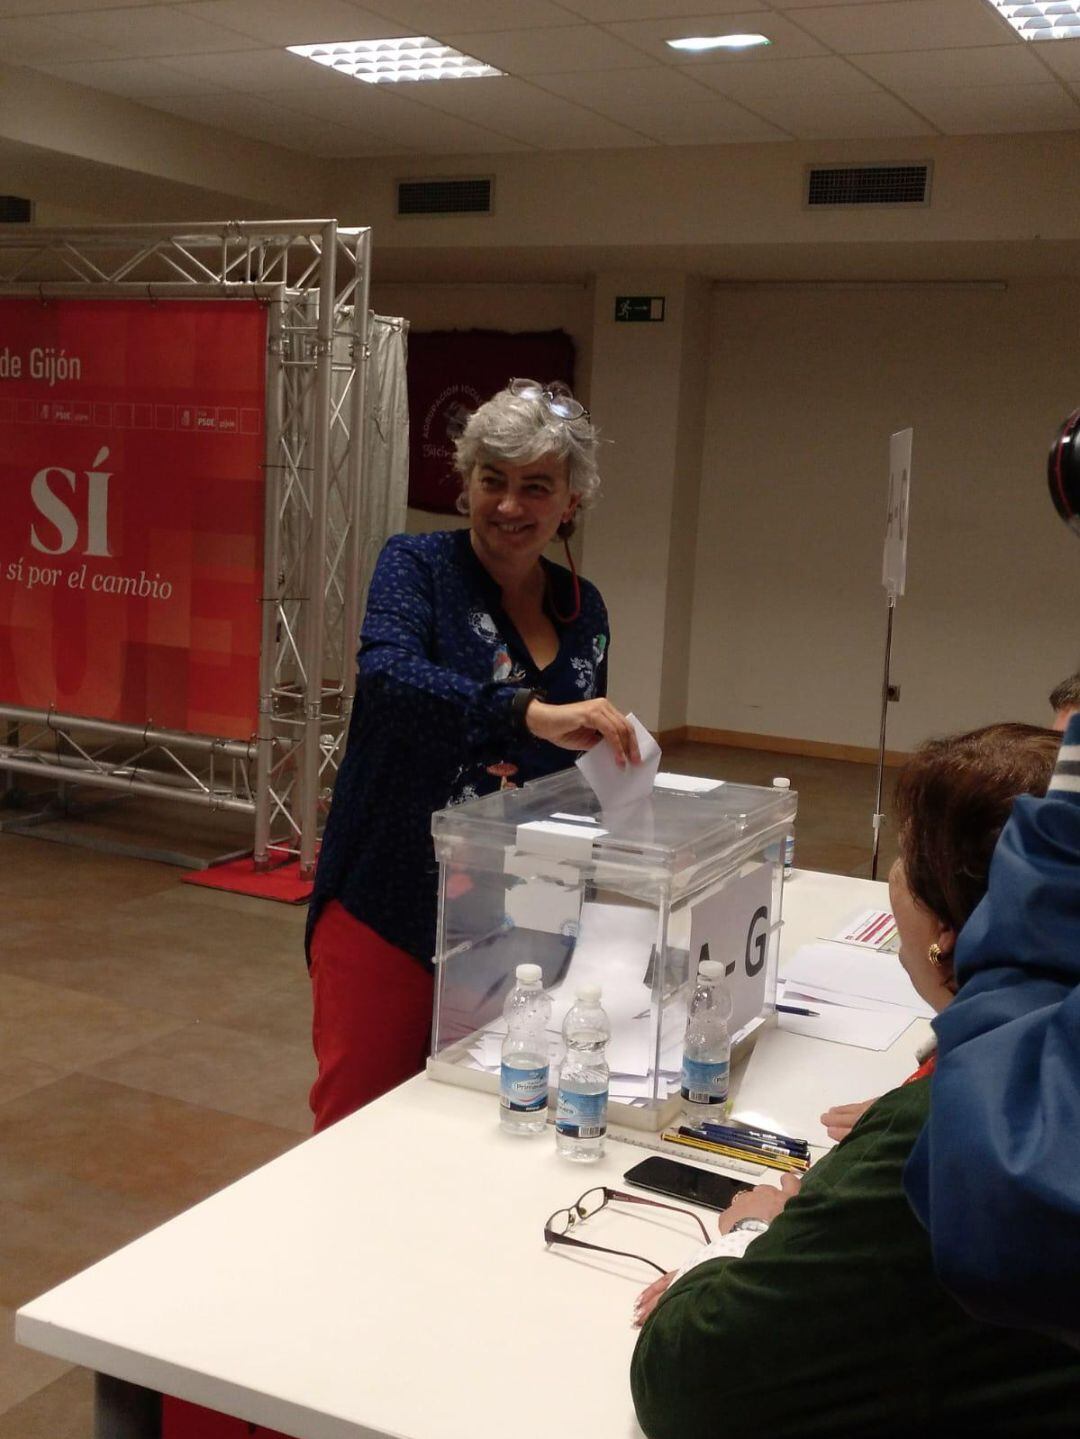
[{"left": 428, "top": 769, "right": 797, "bottom": 1132}]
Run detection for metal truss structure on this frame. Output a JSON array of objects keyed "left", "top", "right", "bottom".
[{"left": 0, "top": 219, "right": 373, "bottom": 875}]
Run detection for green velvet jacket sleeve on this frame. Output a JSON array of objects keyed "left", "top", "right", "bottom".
[{"left": 630, "top": 1078, "right": 1080, "bottom": 1439}]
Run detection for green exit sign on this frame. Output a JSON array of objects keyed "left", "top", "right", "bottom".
[{"left": 615, "top": 295, "right": 665, "bottom": 322}]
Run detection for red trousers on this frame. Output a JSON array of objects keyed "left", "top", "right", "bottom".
[{"left": 308, "top": 900, "right": 435, "bottom": 1132}]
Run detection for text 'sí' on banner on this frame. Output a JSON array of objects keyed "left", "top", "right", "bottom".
[
  {"left": 0, "top": 298, "right": 267, "bottom": 740},
  {"left": 406, "top": 329, "right": 575, "bottom": 514}
]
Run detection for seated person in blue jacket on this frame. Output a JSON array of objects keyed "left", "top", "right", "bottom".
[
  {"left": 631, "top": 722, "right": 1080, "bottom": 1438},
  {"left": 306, "top": 379, "right": 638, "bottom": 1132},
  {"left": 904, "top": 710, "right": 1080, "bottom": 1348}
]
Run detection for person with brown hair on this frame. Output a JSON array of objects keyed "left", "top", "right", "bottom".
[
  {"left": 904, "top": 710, "right": 1080, "bottom": 1347},
  {"left": 821, "top": 722, "right": 1062, "bottom": 1139},
  {"left": 631, "top": 723, "right": 1080, "bottom": 1438}
]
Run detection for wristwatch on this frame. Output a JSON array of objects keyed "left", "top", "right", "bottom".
[
  {"left": 731, "top": 1218, "right": 770, "bottom": 1234},
  {"left": 511, "top": 687, "right": 542, "bottom": 729}
]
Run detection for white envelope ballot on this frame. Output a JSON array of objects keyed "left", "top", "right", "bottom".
[{"left": 576, "top": 712, "right": 660, "bottom": 809}]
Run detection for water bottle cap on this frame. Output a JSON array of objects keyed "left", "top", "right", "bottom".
[
  {"left": 576, "top": 984, "right": 601, "bottom": 1004},
  {"left": 515, "top": 963, "right": 543, "bottom": 985},
  {"left": 698, "top": 960, "right": 724, "bottom": 980},
  {"left": 772, "top": 776, "right": 791, "bottom": 789}
]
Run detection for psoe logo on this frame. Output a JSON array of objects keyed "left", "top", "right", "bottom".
[{"left": 30, "top": 445, "right": 114, "bottom": 557}]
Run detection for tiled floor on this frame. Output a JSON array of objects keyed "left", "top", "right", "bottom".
[{"left": 0, "top": 743, "right": 897, "bottom": 1436}]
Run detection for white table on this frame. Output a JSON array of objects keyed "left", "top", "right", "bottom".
[{"left": 16, "top": 870, "right": 931, "bottom": 1439}]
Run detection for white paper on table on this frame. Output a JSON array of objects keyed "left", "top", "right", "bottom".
[
  {"left": 653, "top": 772, "right": 723, "bottom": 794},
  {"left": 782, "top": 981, "right": 920, "bottom": 1016},
  {"left": 785, "top": 941, "right": 934, "bottom": 1018},
  {"left": 777, "top": 1002, "right": 915, "bottom": 1052},
  {"left": 576, "top": 713, "right": 660, "bottom": 810}
]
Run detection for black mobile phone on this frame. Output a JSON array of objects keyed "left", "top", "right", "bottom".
[{"left": 623, "top": 1156, "right": 752, "bottom": 1213}]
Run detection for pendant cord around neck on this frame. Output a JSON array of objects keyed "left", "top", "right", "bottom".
[{"left": 547, "top": 538, "right": 582, "bottom": 624}]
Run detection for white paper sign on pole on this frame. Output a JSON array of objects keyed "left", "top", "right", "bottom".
[
  {"left": 688, "top": 865, "right": 774, "bottom": 1039},
  {"left": 882, "top": 427, "right": 913, "bottom": 601}
]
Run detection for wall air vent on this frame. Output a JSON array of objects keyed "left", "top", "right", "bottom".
[
  {"left": 0, "top": 195, "right": 33, "bottom": 223},
  {"left": 805, "top": 163, "right": 931, "bottom": 208},
  {"left": 397, "top": 177, "right": 493, "bottom": 216}
]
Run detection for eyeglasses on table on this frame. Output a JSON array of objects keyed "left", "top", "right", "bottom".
[{"left": 544, "top": 1186, "right": 710, "bottom": 1277}]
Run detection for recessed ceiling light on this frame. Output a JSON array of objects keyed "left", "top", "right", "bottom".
[
  {"left": 665, "top": 33, "right": 771, "bottom": 53},
  {"left": 985, "top": 2, "right": 1080, "bottom": 40},
  {"left": 287, "top": 36, "right": 503, "bottom": 83}
]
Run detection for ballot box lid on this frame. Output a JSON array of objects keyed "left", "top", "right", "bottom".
[{"left": 432, "top": 768, "right": 796, "bottom": 884}]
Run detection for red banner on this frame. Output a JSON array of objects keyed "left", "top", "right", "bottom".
[
  {"left": 0, "top": 298, "right": 267, "bottom": 740},
  {"left": 407, "top": 329, "right": 575, "bottom": 513}
]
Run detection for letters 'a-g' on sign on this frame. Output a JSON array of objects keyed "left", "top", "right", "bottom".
[
  {"left": 614, "top": 296, "right": 665, "bottom": 323},
  {"left": 688, "top": 865, "right": 774, "bottom": 1039}
]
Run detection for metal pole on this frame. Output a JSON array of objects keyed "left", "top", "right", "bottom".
[
  {"left": 341, "top": 230, "right": 373, "bottom": 726},
  {"left": 871, "top": 597, "right": 896, "bottom": 881},
  {"left": 94, "top": 1373, "right": 161, "bottom": 1439},
  {"left": 253, "top": 288, "right": 286, "bottom": 869},
  {"left": 0, "top": 707, "right": 255, "bottom": 759},
  {"left": 297, "top": 221, "right": 337, "bottom": 879}
]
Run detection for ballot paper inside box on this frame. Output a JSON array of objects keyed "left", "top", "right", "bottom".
[{"left": 427, "top": 767, "right": 797, "bottom": 1132}]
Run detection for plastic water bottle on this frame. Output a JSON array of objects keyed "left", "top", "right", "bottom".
[
  {"left": 772, "top": 777, "right": 795, "bottom": 875},
  {"left": 556, "top": 985, "right": 610, "bottom": 1163},
  {"left": 500, "top": 963, "right": 552, "bottom": 1136},
  {"left": 681, "top": 959, "right": 733, "bottom": 1126}
]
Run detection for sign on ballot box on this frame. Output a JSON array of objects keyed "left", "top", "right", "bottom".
[
  {"left": 0, "top": 297, "right": 267, "bottom": 739},
  {"left": 689, "top": 864, "right": 774, "bottom": 1039}
]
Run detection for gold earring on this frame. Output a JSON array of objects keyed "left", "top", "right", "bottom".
[{"left": 929, "top": 942, "right": 944, "bottom": 969}]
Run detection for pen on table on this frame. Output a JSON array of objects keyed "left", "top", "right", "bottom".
[
  {"left": 776, "top": 1004, "right": 820, "bottom": 1018},
  {"left": 683, "top": 1128, "right": 810, "bottom": 1167},
  {"left": 694, "top": 1120, "right": 811, "bottom": 1158},
  {"left": 692, "top": 1128, "right": 807, "bottom": 1162},
  {"left": 669, "top": 1129, "right": 809, "bottom": 1172}
]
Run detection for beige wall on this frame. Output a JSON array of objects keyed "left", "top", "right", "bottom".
[
  {"left": 369, "top": 280, "right": 593, "bottom": 539},
  {"left": 688, "top": 280, "right": 1080, "bottom": 751}
]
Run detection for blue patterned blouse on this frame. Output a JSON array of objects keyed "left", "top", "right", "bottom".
[{"left": 308, "top": 528, "right": 610, "bottom": 968}]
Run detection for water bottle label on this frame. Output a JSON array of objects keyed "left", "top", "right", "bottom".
[
  {"left": 681, "top": 1057, "right": 729, "bottom": 1106},
  {"left": 500, "top": 1063, "right": 549, "bottom": 1113},
  {"left": 555, "top": 1088, "right": 608, "bottom": 1139}
]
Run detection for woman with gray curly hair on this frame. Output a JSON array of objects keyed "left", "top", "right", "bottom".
[{"left": 306, "top": 378, "right": 637, "bottom": 1131}]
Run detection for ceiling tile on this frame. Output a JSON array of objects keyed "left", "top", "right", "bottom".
[
  {"left": 738, "top": 85, "right": 937, "bottom": 137},
  {"left": 143, "top": 90, "right": 402, "bottom": 153},
  {"left": 557, "top": 0, "right": 753, "bottom": 17},
  {"left": 852, "top": 42, "right": 1053, "bottom": 90},
  {"left": 40, "top": 3, "right": 259, "bottom": 56},
  {"left": 175, "top": 0, "right": 409, "bottom": 46},
  {"left": 901, "top": 81, "right": 1080, "bottom": 134},
  {"left": 693, "top": 54, "right": 881, "bottom": 103},
  {"left": 390, "top": 74, "right": 657, "bottom": 146},
  {"left": 1025, "top": 36, "right": 1080, "bottom": 83},
  {"left": 604, "top": 10, "right": 827, "bottom": 63},
  {"left": 31, "top": 54, "right": 226, "bottom": 94},
  {"left": 0, "top": 13, "right": 121, "bottom": 61},
  {"left": 271, "top": 81, "right": 532, "bottom": 151},
  {"left": 534, "top": 62, "right": 784, "bottom": 139},
  {"left": 155, "top": 46, "right": 362, "bottom": 89},
  {"left": 789, "top": 0, "right": 1017, "bottom": 55},
  {"left": 360, "top": 0, "right": 578, "bottom": 33},
  {"left": 440, "top": 23, "right": 648, "bottom": 74}
]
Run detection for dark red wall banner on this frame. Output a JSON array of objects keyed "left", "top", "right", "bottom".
[
  {"left": 407, "top": 329, "right": 575, "bottom": 513},
  {"left": 0, "top": 298, "right": 267, "bottom": 741}
]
